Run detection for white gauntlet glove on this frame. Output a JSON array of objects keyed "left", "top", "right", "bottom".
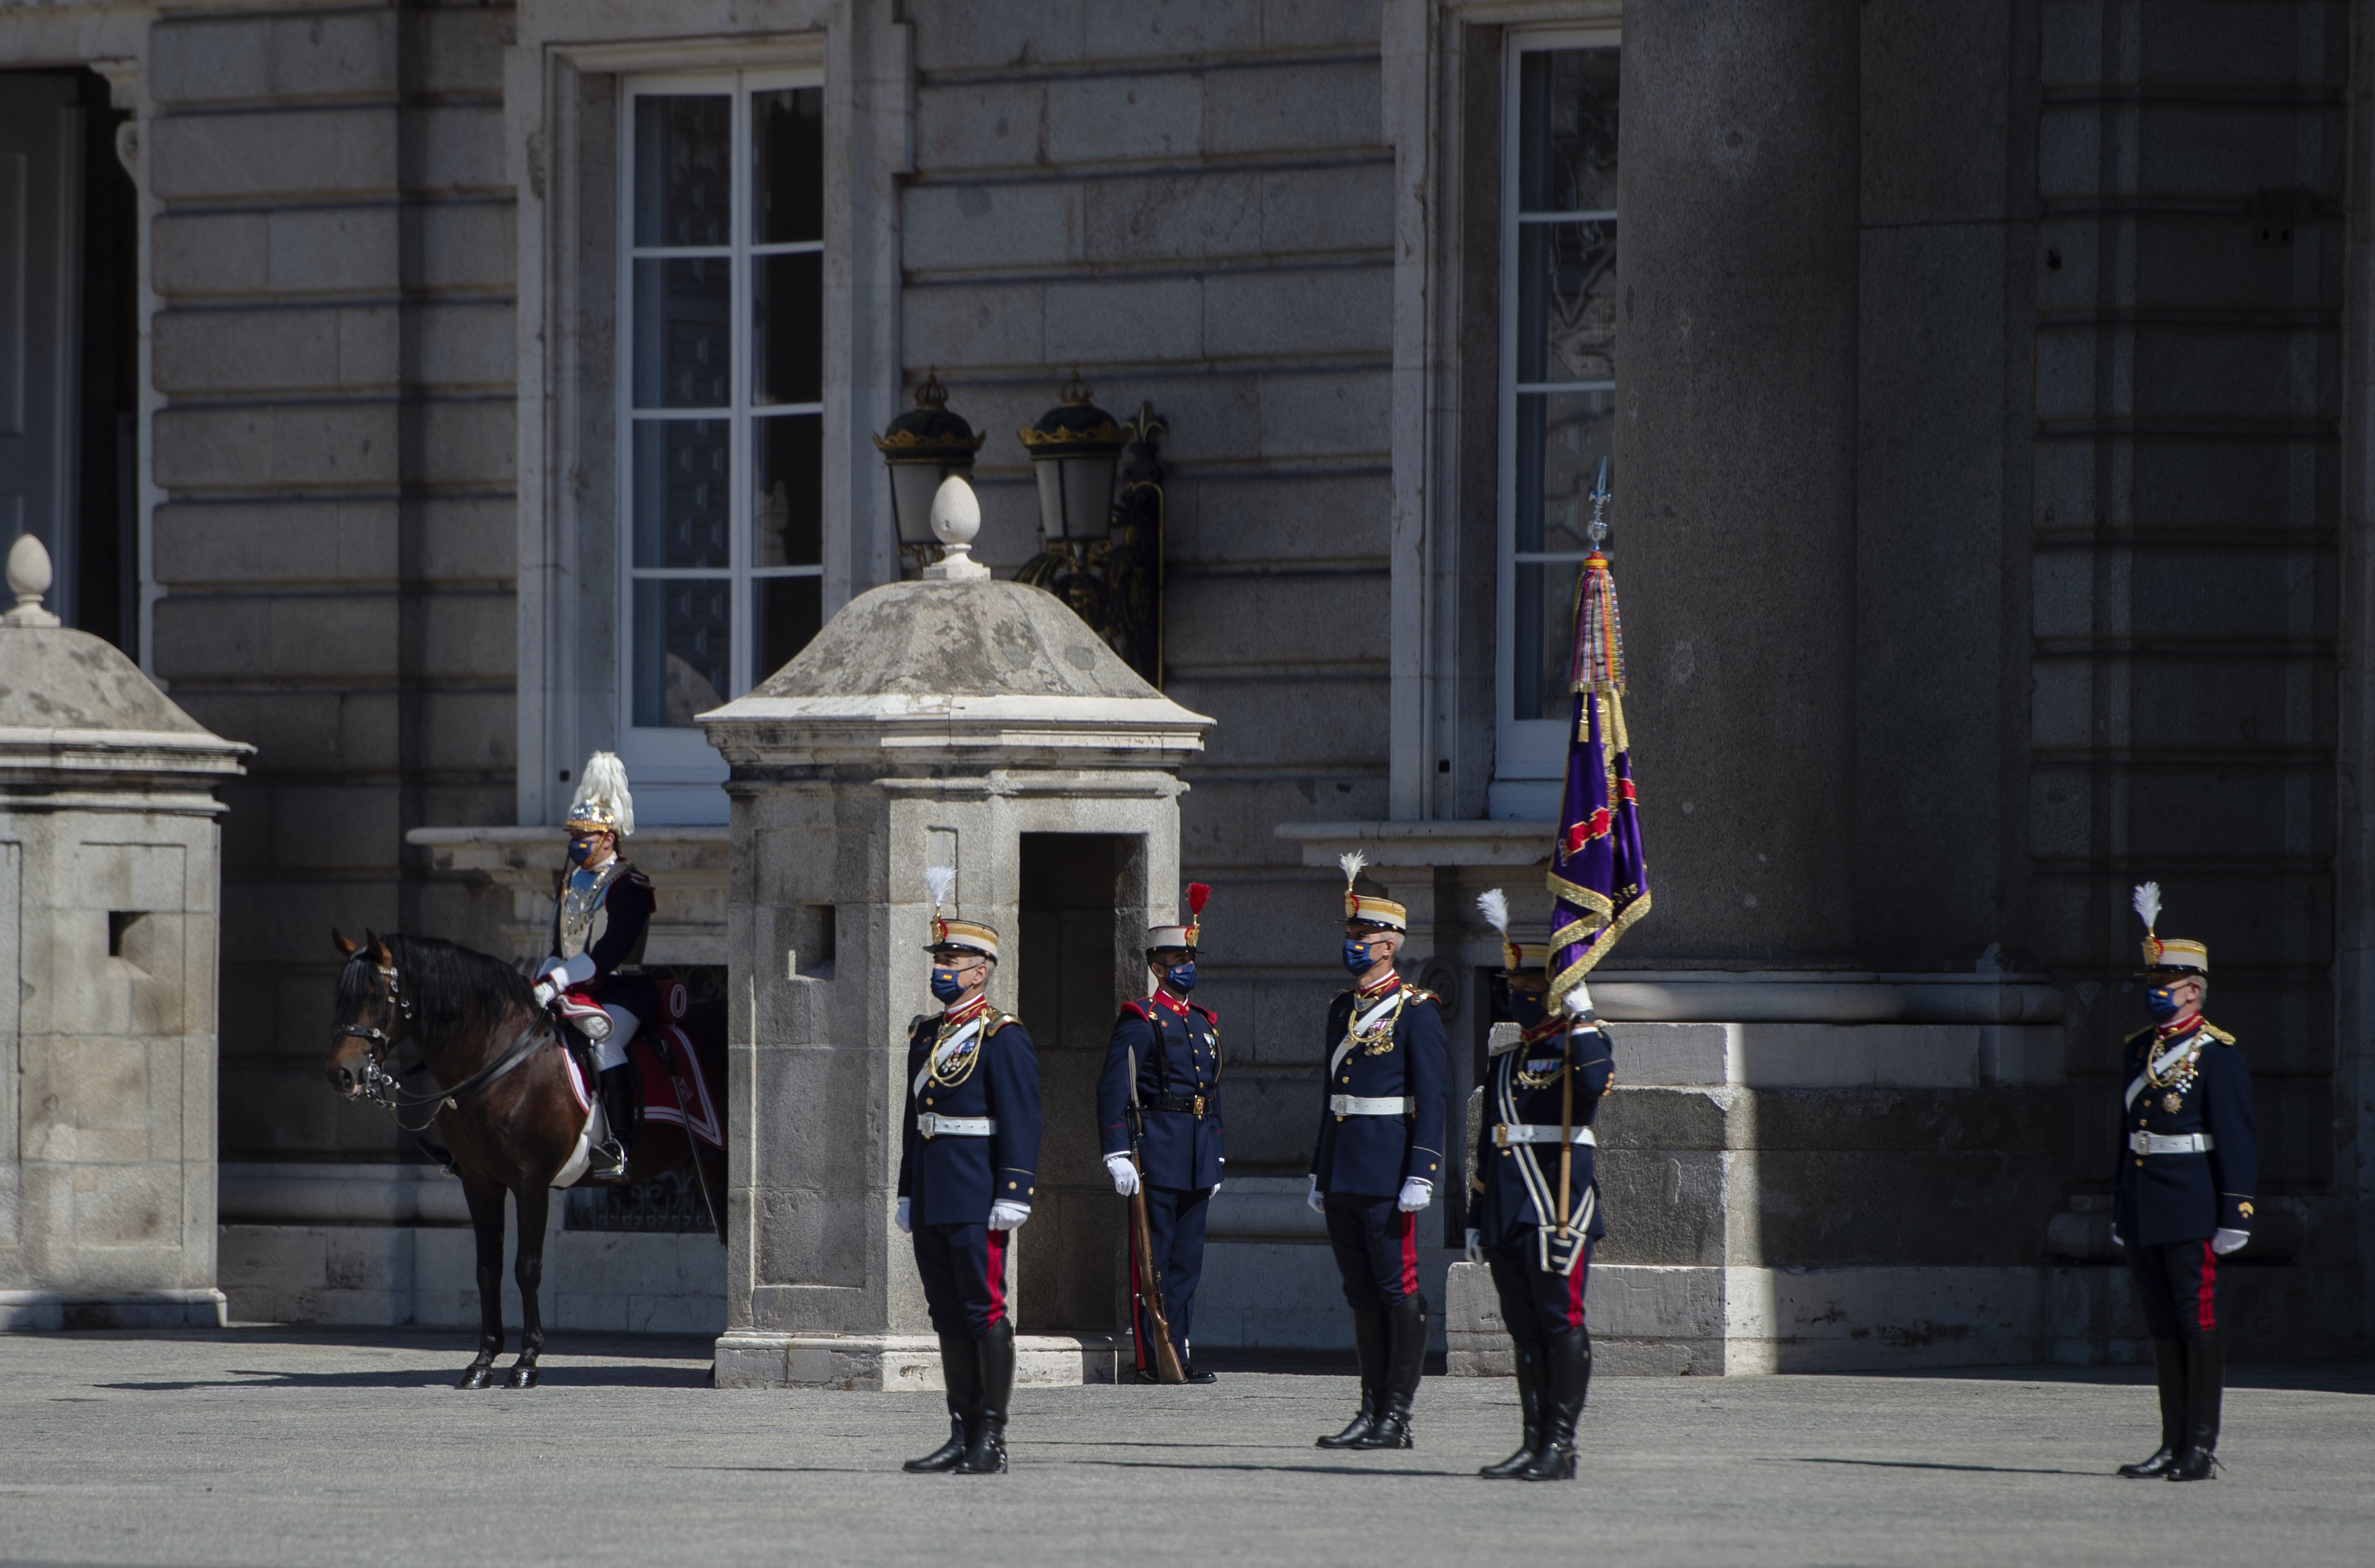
[
  {"left": 1397, "top": 1177, "right": 1434, "bottom": 1214},
  {"left": 2211, "top": 1227, "right": 2249, "bottom": 1256},
  {"left": 1305, "top": 1174, "right": 1324, "bottom": 1214},
  {"left": 988, "top": 1199, "right": 1031, "bottom": 1232},
  {"left": 895, "top": 1197, "right": 911, "bottom": 1235},
  {"left": 1104, "top": 1153, "right": 1140, "bottom": 1197}
]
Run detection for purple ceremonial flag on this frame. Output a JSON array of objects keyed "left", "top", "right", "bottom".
[{"left": 1546, "top": 548, "right": 1651, "bottom": 1001}]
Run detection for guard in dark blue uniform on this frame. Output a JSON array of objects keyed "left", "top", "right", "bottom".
[
  {"left": 1309, "top": 853, "right": 1449, "bottom": 1451},
  {"left": 897, "top": 890, "right": 1042, "bottom": 1477},
  {"left": 2112, "top": 884, "right": 2258, "bottom": 1483},
  {"left": 530, "top": 751, "right": 657, "bottom": 1177},
  {"left": 1099, "top": 886, "right": 1224, "bottom": 1383},
  {"left": 1464, "top": 910, "right": 1610, "bottom": 1482}
]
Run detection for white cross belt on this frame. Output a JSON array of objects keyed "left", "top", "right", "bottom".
[
  {"left": 2129, "top": 1131, "right": 2212, "bottom": 1156},
  {"left": 917, "top": 1113, "right": 995, "bottom": 1138}
]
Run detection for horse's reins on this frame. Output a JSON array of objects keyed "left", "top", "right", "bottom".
[{"left": 345, "top": 957, "right": 556, "bottom": 1133}]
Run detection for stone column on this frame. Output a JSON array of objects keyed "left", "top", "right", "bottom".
[
  {"left": 0, "top": 537, "right": 249, "bottom": 1329},
  {"left": 1614, "top": 0, "right": 1861, "bottom": 965},
  {"left": 699, "top": 576, "right": 1211, "bottom": 1389}
]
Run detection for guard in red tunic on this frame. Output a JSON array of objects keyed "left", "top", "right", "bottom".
[
  {"left": 897, "top": 870, "right": 1042, "bottom": 1477},
  {"left": 2113, "top": 884, "right": 2258, "bottom": 1483},
  {"left": 1099, "top": 885, "right": 1225, "bottom": 1383}
]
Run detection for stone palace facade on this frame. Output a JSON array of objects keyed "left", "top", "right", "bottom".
[{"left": 1, "top": 0, "right": 2367, "bottom": 1366}]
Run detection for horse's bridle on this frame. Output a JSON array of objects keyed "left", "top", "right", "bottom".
[{"left": 338, "top": 957, "right": 415, "bottom": 1110}]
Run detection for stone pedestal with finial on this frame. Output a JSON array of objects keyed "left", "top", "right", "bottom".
[
  {"left": 696, "top": 485, "right": 1214, "bottom": 1388},
  {"left": 0, "top": 536, "right": 252, "bottom": 1329}
]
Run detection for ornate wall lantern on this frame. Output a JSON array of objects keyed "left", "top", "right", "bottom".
[
  {"left": 873, "top": 370, "right": 986, "bottom": 577},
  {"left": 1016, "top": 374, "right": 1167, "bottom": 686}
]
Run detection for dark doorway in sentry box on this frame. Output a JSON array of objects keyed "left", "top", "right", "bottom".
[{"left": 1015, "top": 832, "right": 1146, "bottom": 1335}]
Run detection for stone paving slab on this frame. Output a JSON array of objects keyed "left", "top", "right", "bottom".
[{"left": 0, "top": 1329, "right": 2370, "bottom": 1568}]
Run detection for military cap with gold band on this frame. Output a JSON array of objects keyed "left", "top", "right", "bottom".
[
  {"left": 1338, "top": 850, "right": 1408, "bottom": 932},
  {"left": 922, "top": 865, "right": 1000, "bottom": 961},
  {"left": 2132, "top": 881, "right": 2208, "bottom": 977},
  {"left": 1146, "top": 882, "right": 1211, "bottom": 952}
]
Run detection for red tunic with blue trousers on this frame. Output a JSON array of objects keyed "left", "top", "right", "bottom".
[
  {"left": 899, "top": 998, "right": 1043, "bottom": 1337},
  {"left": 1099, "top": 992, "right": 1224, "bottom": 1368},
  {"left": 1311, "top": 975, "right": 1448, "bottom": 1308}
]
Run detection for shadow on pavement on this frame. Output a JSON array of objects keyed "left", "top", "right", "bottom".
[
  {"left": 1850, "top": 1362, "right": 2375, "bottom": 1398},
  {"left": 1780, "top": 1456, "right": 2104, "bottom": 1478}
]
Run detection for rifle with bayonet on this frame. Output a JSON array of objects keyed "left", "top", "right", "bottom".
[{"left": 1124, "top": 1055, "right": 1187, "bottom": 1384}]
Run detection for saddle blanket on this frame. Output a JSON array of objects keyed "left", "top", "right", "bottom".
[{"left": 557, "top": 1024, "right": 724, "bottom": 1150}]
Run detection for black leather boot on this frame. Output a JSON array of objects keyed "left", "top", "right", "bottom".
[
  {"left": 904, "top": 1333, "right": 979, "bottom": 1472},
  {"left": 956, "top": 1321, "right": 1014, "bottom": 1474},
  {"left": 1353, "top": 1294, "right": 1427, "bottom": 1450},
  {"left": 591, "top": 1063, "right": 635, "bottom": 1177},
  {"left": 1316, "top": 1308, "right": 1386, "bottom": 1447},
  {"left": 1479, "top": 1340, "right": 1546, "bottom": 1478},
  {"left": 1517, "top": 1325, "right": 1591, "bottom": 1481},
  {"left": 2168, "top": 1330, "right": 2223, "bottom": 1482},
  {"left": 2117, "top": 1337, "right": 2188, "bottom": 1478}
]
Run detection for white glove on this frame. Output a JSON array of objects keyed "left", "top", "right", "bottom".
[
  {"left": 531, "top": 977, "right": 559, "bottom": 1009},
  {"left": 1210, "top": 1181, "right": 1222, "bottom": 1197},
  {"left": 1397, "top": 1177, "right": 1433, "bottom": 1213},
  {"left": 1563, "top": 981, "right": 1596, "bottom": 1020},
  {"left": 2108, "top": 1224, "right": 2121, "bottom": 1248},
  {"left": 2211, "top": 1227, "right": 2249, "bottom": 1256},
  {"left": 895, "top": 1197, "right": 911, "bottom": 1235},
  {"left": 1105, "top": 1153, "right": 1140, "bottom": 1197},
  {"left": 988, "top": 1199, "right": 1031, "bottom": 1231},
  {"left": 1464, "top": 1227, "right": 1482, "bottom": 1264},
  {"left": 1305, "top": 1174, "right": 1324, "bottom": 1214},
  {"left": 560, "top": 953, "right": 595, "bottom": 988}
]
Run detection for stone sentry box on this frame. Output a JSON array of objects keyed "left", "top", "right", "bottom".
[
  {"left": 0, "top": 539, "right": 249, "bottom": 1329},
  {"left": 698, "top": 574, "right": 1211, "bottom": 1388}
]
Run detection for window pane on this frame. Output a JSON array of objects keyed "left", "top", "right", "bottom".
[
  {"left": 1517, "top": 220, "right": 1618, "bottom": 384},
  {"left": 752, "top": 87, "right": 824, "bottom": 245},
  {"left": 752, "top": 251, "right": 823, "bottom": 406},
  {"left": 634, "top": 94, "right": 732, "bottom": 247},
  {"left": 1514, "top": 560, "right": 1582, "bottom": 721},
  {"left": 1515, "top": 390, "right": 1615, "bottom": 556},
  {"left": 753, "top": 574, "right": 823, "bottom": 681},
  {"left": 753, "top": 413, "right": 823, "bottom": 567},
  {"left": 632, "top": 258, "right": 731, "bottom": 409},
  {"left": 1518, "top": 49, "right": 1620, "bottom": 214},
  {"left": 631, "top": 419, "right": 732, "bottom": 568},
  {"left": 632, "top": 577, "right": 731, "bottom": 728}
]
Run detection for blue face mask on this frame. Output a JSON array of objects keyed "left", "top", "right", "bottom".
[
  {"left": 2145, "top": 984, "right": 2185, "bottom": 1022},
  {"left": 567, "top": 832, "right": 606, "bottom": 867},
  {"left": 930, "top": 966, "right": 966, "bottom": 1004},
  {"left": 1343, "top": 937, "right": 1376, "bottom": 975},
  {"left": 1162, "top": 962, "right": 1197, "bottom": 993}
]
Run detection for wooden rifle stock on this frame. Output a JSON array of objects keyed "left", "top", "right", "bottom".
[{"left": 1126, "top": 1140, "right": 1186, "bottom": 1384}]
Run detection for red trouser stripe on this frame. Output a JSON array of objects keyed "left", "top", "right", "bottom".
[
  {"left": 1564, "top": 1246, "right": 1587, "bottom": 1331},
  {"left": 2196, "top": 1240, "right": 2217, "bottom": 1332},
  {"left": 987, "top": 1228, "right": 1008, "bottom": 1328},
  {"left": 1398, "top": 1210, "right": 1419, "bottom": 1297}
]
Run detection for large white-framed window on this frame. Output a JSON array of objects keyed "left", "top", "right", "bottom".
[
  {"left": 1495, "top": 31, "right": 1620, "bottom": 793},
  {"left": 616, "top": 69, "right": 824, "bottom": 785}
]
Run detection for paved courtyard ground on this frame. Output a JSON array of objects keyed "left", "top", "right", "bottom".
[{"left": 0, "top": 1328, "right": 2369, "bottom": 1568}]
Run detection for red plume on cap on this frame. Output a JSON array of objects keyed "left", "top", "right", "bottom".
[{"left": 1185, "top": 882, "right": 1210, "bottom": 943}]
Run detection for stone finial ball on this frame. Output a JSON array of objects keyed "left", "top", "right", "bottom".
[
  {"left": 930, "top": 474, "right": 982, "bottom": 548},
  {"left": 8, "top": 532, "right": 54, "bottom": 600}
]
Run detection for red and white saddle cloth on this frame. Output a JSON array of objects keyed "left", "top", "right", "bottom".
[{"left": 550, "top": 979, "right": 723, "bottom": 1189}]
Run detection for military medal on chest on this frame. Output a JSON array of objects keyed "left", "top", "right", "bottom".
[{"left": 2161, "top": 1091, "right": 2183, "bottom": 1114}]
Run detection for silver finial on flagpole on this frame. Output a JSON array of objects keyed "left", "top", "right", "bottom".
[{"left": 1585, "top": 457, "right": 1612, "bottom": 550}]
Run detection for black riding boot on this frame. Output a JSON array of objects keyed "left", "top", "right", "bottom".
[
  {"left": 1517, "top": 1325, "right": 1591, "bottom": 1481},
  {"left": 2168, "top": 1330, "right": 2223, "bottom": 1482},
  {"left": 1353, "top": 1293, "right": 1427, "bottom": 1450},
  {"left": 1316, "top": 1307, "right": 1387, "bottom": 1448},
  {"left": 2117, "top": 1337, "right": 2188, "bottom": 1478},
  {"left": 592, "top": 1063, "right": 635, "bottom": 1177},
  {"left": 905, "top": 1333, "right": 980, "bottom": 1473},
  {"left": 956, "top": 1320, "right": 1015, "bottom": 1474},
  {"left": 1479, "top": 1340, "right": 1546, "bottom": 1478}
]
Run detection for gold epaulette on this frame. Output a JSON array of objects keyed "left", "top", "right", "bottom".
[
  {"left": 984, "top": 1010, "right": 1024, "bottom": 1038},
  {"left": 1405, "top": 986, "right": 1441, "bottom": 1007},
  {"left": 2200, "top": 1022, "right": 2235, "bottom": 1046}
]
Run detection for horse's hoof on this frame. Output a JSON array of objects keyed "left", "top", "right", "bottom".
[
  {"left": 506, "top": 1362, "right": 539, "bottom": 1390},
  {"left": 456, "top": 1364, "right": 495, "bottom": 1391}
]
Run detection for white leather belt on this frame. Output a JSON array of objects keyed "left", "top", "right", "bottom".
[
  {"left": 2130, "top": 1131, "right": 2213, "bottom": 1156},
  {"left": 1493, "top": 1124, "right": 1597, "bottom": 1148},
  {"left": 1330, "top": 1094, "right": 1412, "bottom": 1117},
  {"left": 917, "top": 1113, "right": 995, "bottom": 1138}
]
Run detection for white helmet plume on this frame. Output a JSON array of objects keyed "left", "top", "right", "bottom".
[
  {"left": 566, "top": 751, "right": 635, "bottom": 837},
  {"left": 924, "top": 865, "right": 958, "bottom": 914},
  {"left": 2132, "top": 881, "right": 2161, "bottom": 935},
  {"left": 1475, "top": 888, "right": 1510, "bottom": 935}
]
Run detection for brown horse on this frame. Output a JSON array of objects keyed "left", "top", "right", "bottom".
[{"left": 324, "top": 929, "right": 725, "bottom": 1389}]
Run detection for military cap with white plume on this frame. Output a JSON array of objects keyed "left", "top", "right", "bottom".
[{"left": 565, "top": 751, "right": 635, "bottom": 836}]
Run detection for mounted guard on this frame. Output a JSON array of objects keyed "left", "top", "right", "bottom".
[{"left": 530, "top": 751, "right": 658, "bottom": 1180}]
